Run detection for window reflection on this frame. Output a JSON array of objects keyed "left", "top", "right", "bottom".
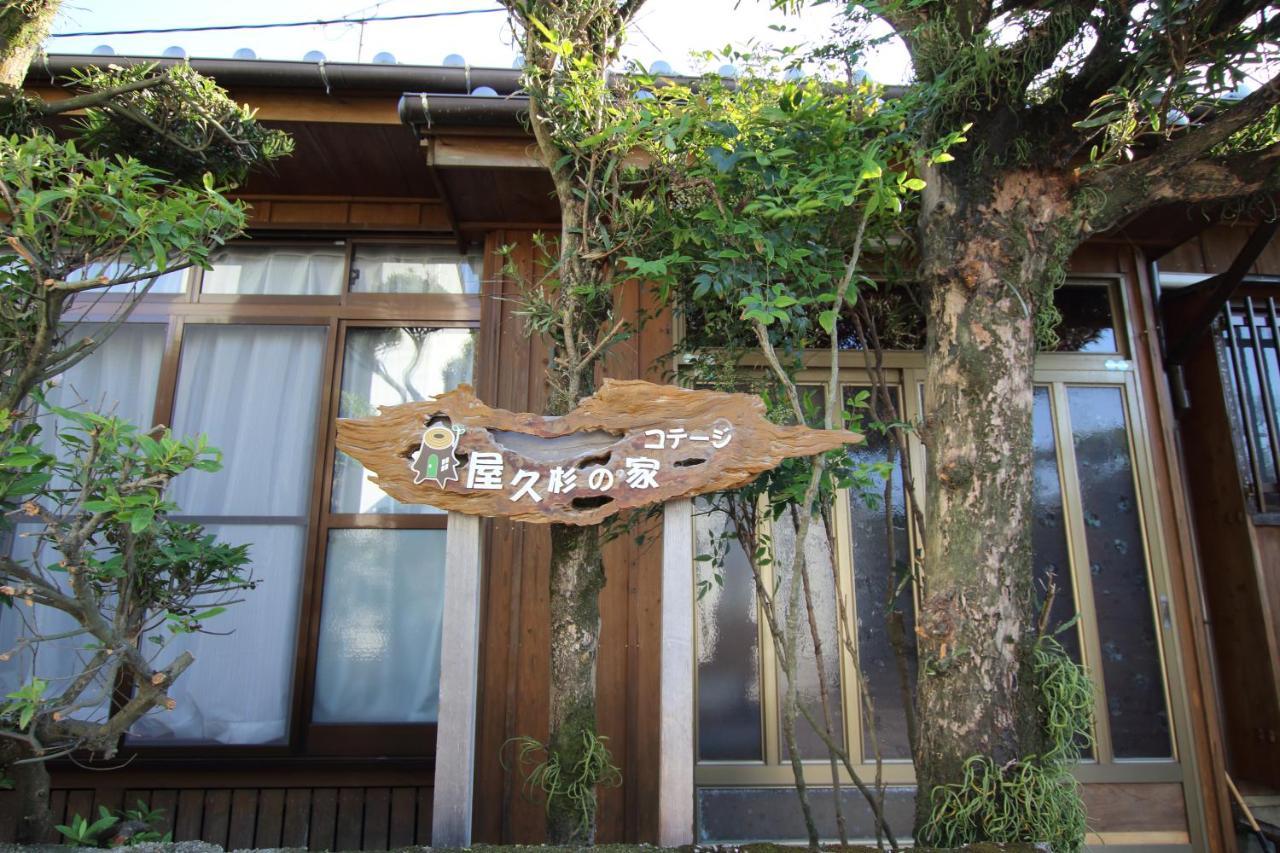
[
  {"left": 351, "top": 245, "right": 482, "bottom": 294},
  {"left": 846, "top": 387, "right": 916, "bottom": 760},
  {"left": 330, "top": 327, "right": 475, "bottom": 514},
  {"left": 1049, "top": 286, "right": 1118, "bottom": 353}
]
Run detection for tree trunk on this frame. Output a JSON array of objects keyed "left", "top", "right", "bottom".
[
  {"left": 0, "top": 0, "right": 60, "bottom": 89},
  {"left": 912, "top": 167, "right": 1078, "bottom": 833},
  {"left": 546, "top": 520, "right": 607, "bottom": 843},
  {"left": 1, "top": 740, "right": 54, "bottom": 844}
]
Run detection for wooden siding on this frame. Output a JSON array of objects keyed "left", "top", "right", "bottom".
[
  {"left": 470, "top": 232, "right": 670, "bottom": 843},
  {"left": 2, "top": 785, "right": 432, "bottom": 850},
  {"left": 1161, "top": 225, "right": 1280, "bottom": 799}
]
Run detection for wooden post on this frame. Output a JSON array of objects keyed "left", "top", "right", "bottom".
[
  {"left": 431, "top": 511, "right": 484, "bottom": 846},
  {"left": 658, "top": 497, "right": 695, "bottom": 845}
]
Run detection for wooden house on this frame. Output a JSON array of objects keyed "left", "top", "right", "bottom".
[{"left": 2, "top": 53, "right": 1279, "bottom": 852}]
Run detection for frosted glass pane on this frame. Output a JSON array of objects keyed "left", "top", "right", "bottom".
[
  {"left": 351, "top": 245, "right": 482, "bottom": 294},
  {"left": 331, "top": 327, "right": 475, "bottom": 515},
  {"left": 845, "top": 388, "right": 915, "bottom": 761},
  {"left": 695, "top": 499, "right": 762, "bottom": 761},
  {"left": 169, "top": 325, "right": 326, "bottom": 516},
  {"left": 1068, "top": 386, "right": 1172, "bottom": 758},
  {"left": 129, "top": 524, "right": 305, "bottom": 745},
  {"left": 201, "top": 245, "right": 344, "bottom": 295},
  {"left": 312, "top": 529, "right": 446, "bottom": 723},
  {"left": 773, "top": 506, "right": 845, "bottom": 760}
]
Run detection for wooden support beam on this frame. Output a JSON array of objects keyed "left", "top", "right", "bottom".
[
  {"left": 431, "top": 511, "right": 484, "bottom": 846},
  {"left": 424, "top": 135, "right": 653, "bottom": 171},
  {"left": 658, "top": 498, "right": 694, "bottom": 846},
  {"left": 1165, "top": 219, "right": 1280, "bottom": 366}
]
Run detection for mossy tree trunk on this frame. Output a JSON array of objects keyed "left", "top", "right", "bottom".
[
  {"left": 546, "top": 520, "right": 607, "bottom": 842},
  {"left": 497, "top": 2, "right": 644, "bottom": 840},
  {"left": 0, "top": 740, "right": 53, "bottom": 843},
  {"left": 0, "top": 0, "right": 59, "bottom": 89},
  {"left": 913, "top": 167, "right": 1078, "bottom": 830}
]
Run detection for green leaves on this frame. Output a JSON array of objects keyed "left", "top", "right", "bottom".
[
  {"left": 2, "top": 678, "right": 48, "bottom": 731},
  {"left": 55, "top": 808, "right": 120, "bottom": 847},
  {"left": 67, "top": 62, "right": 293, "bottom": 187}
]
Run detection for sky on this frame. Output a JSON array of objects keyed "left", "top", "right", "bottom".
[{"left": 44, "top": 0, "right": 913, "bottom": 83}]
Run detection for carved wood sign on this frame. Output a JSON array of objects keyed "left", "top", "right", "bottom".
[{"left": 335, "top": 379, "right": 861, "bottom": 525}]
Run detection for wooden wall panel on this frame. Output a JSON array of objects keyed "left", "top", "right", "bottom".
[
  {"left": 1256, "top": 526, "right": 1280, "bottom": 670},
  {"left": 0, "top": 785, "right": 435, "bottom": 848},
  {"left": 471, "top": 233, "right": 670, "bottom": 843},
  {"left": 1124, "top": 245, "right": 1236, "bottom": 851},
  {"left": 1081, "top": 782, "right": 1188, "bottom": 833},
  {"left": 1169, "top": 280, "right": 1280, "bottom": 793},
  {"left": 238, "top": 195, "right": 452, "bottom": 233},
  {"left": 1159, "top": 223, "right": 1280, "bottom": 277}
]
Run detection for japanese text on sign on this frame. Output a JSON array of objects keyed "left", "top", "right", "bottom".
[{"left": 450, "top": 421, "right": 735, "bottom": 504}]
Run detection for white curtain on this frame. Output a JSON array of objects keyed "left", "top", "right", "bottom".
[
  {"left": 167, "top": 325, "right": 325, "bottom": 516},
  {"left": 200, "top": 246, "right": 345, "bottom": 296},
  {"left": 43, "top": 323, "right": 166, "bottom": 427},
  {"left": 311, "top": 529, "right": 446, "bottom": 723},
  {"left": 0, "top": 525, "right": 114, "bottom": 722},
  {"left": 69, "top": 261, "right": 187, "bottom": 294},
  {"left": 129, "top": 524, "right": 305, "bottom": 745},
  {"left": 0, "top": 325, "right": 166, "bottom": 719},
  {"left": 350, "top": 245, "right": 481, "bottom": 294},
  {"left": 129, "top": 324, "right": 325, "bottom": 745}
]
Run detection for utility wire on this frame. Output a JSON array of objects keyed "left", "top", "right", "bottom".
[{"left": 49, "top": 9, "right": 503, "bottom": 39}]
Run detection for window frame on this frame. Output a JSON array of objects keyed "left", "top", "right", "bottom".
[
  {"left": 690, "top": 277, "right": 1194, "bottom": 791},
  {"left": 59, "top": 235, "right": 482, "bottom": 763},
  {"left": 1216, "top": 280, "right": 1280, "bottom": 523}
]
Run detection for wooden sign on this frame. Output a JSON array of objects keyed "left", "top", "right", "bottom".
[{"left": 335, "top": 379, "right": 861, "bottom": 524}]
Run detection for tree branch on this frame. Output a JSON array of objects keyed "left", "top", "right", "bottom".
[
  {"left": 1082, "top": 72, "right": 1280, "bottom": 232},
  {"left": 38, "top": 75, "right": 168, "bottom": 116}
]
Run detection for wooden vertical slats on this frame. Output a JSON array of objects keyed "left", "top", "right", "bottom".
[
  {"left": 48, "top": 789, "right": 70, "bottom": 841},
  {"left": 414, "top": 787, "right": 433, "bottom": 846},
  {"left": 91, "top": 787, "right": 124, "bottom": 825},
  {"left": 227, "top": 789, "right": 258, "bottom": 850},
  {"left": 121, "top": 788, "right": 150, "bottom": 814},
  {"left": 362, "top": 787, "right": 390, "bottom": 850},
  {"left": 200, "top": 790, "right": 231, "bottom": 847},
  {"left": 254, "top": 789, "right": 285, "bottom": 848},
  {"left": 309, "top": 788, "right": 337, "bottom": 851},
  {"left": 282, "top": 788, "right": 312, "bottom": 849},
  {"left": 467, "top": 233, "right": 670, "bottom": 843},
  {"left": 334, "top": 788, "right": 364, "bottom": 851},
  {"left": 174, "top": 790, "right": 205, "bottom": 841},
  {"left": 63, "top": 790, "right": 94, "bottom": 825},
  {"left": 388, "top": 788, "right": 416, "bottom": 849},
  {"left": 595, "top": 279, "right": 640, "bottom": 842},
  {"left": 149, "top": 790, "right": 178, "bottom": 838}
]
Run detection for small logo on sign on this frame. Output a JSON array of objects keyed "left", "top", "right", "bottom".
[{"left": 410, "top": 416, "right": 465, "bottom": 488}]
